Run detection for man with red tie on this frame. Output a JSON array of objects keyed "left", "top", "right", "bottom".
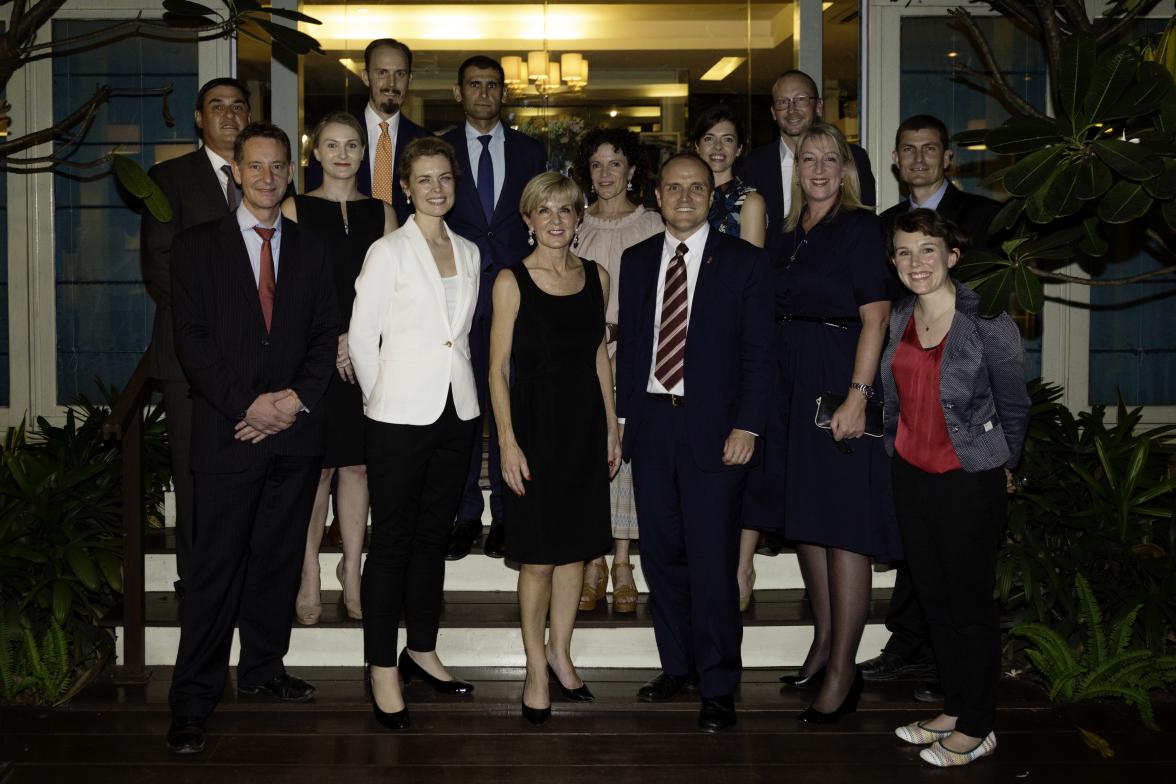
[
  {"left": 616, "top": 153, "right": 773, "bottom": 732},
  {"left": 165, "top": 123, "right": 340, "bottom": 754}
]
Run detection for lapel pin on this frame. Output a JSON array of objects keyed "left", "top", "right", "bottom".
[{"left": 705, "top": 255, "right": 714, "bottom": 265}]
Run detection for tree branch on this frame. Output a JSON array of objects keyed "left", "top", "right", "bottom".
[
  {"left": 1031, "top": 0, "right": 1064, "bottom": 78},
  {"left": 17, "top": 17, "right": 232, "bottom": 58},
  {"left": 1031, "top": 264, "right": 1176, "bottom": 286},
  {"left": 950, "top": 9, "right": 1051, "bottom": 121},
  {"left": 1057, "top": 0, "right": 1094, "bottom": 34},
  {"left": 1095, "top": 0, "right": 1165, "bottom": 47},
  {"left": 13, "top": 0, "right": 68, "bottom": 48},
  {"left": 977, "top": 0, "right": 1042, "bottom": 32}
]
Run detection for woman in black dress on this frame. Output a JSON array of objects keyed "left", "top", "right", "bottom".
[
  {"left": 744, "top": 123, "right": 900, "bottom": 722},
  {"left": 282, "top": 112, "right": 397, "bottom": 625},
  {"left": 489, "top": 172, "right": 620, "bottom": 724}
]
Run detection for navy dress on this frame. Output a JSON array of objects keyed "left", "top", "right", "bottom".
[{"left": 743, "top": 208, "right": 902, "bottom": 560}]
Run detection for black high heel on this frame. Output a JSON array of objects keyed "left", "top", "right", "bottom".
[
  {"left": 780, "top": 664, "right": 827, "bottom": 689},
  {"left": 521, "top": 674, "right": 551, "bottom": 725},
  {"left": 797, "top": 668, "right": 863, "bottom": 725},
  {"left": 547, "top": 663, "right": 594, "bottom": 702},
  {"left": 398, "top": 648, "right": 474, "bottom": 696},
  {"left": 367, "top": 666, "right": 410, "bottom": 731}
]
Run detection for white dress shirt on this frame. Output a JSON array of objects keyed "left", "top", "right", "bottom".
[
  {"left": 236, "top": 203, "right": 282, "bottom": 286},
  {"left": 464, "top": 121, "right": 506, "bottom": 208},
  {"left": 778, "top": 138, "right": 795, "bottom": 217},
  {"left": 646, "top": 223, "right": 710, "bottom": 396},
  {"left": 365, "top": 103, "right": 401, "bottom": 188},
  {"left": 205, "top": 145, "right": 234, "bottom": 205}
]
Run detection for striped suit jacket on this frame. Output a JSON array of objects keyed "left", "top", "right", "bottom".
[{"left": 880, "top": 281, "right": 1030, "bottom": 471}]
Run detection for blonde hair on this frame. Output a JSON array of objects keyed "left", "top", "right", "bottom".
[
  {"left": 519, "top": 171, "right": 584, "bottom": 218},
  {"left": 309, "top": 111, "right": 364, "bottom": 152},
  {"left": 783, "top": 122, "right": 864, "bottom": 233}
]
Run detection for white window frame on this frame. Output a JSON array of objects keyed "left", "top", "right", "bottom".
[
  {"left": 868, "top": 0, "right": 1176, "bottom": 423},
  {"left": 4, "top": 0, "right": 231, "bottom": 427}
]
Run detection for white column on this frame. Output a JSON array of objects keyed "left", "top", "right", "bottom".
[{"left": 793, "top": 0, "right": 823, "bottom": 88}]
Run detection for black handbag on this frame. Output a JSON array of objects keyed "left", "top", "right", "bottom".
[{"left": 814, "top": 393, "right": 884, "bottom": 438}]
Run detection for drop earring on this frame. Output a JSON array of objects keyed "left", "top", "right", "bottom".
[
  {"left": 527, "top": 229, "right": 535, "bottom": 246},
  {"left": 626, "top": 181, "right": 634, "bottom": 192}
]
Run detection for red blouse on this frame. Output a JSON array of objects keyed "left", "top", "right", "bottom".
[{"left": 893, "top": 317, "right": 963, "bottom": 474}]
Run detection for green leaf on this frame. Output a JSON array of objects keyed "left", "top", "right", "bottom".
[
  {"left": 955, "top": 251, "right": 1011, "bottom": 282},
  {"left": 142, "top": 188, "right": 173, "bottom": 223},
  {"left": 1098, "top": 180, "right": 1153, "bottom": 223},
  {"left": 262, "top": 6, "right": 322, "bottom": 25},
  {"left": 162, "top": 12, "right": 212, "bottom": 29},
  {"left": 1143, "top": 159, "right": 1176, "bottom": 200},
  {"left": 952, "top": 128, "right": 988, "bottom": 147},
  {"left": 1004, "top": 146, "right": 1065, "bottom": 197},
  {"left": 1103, "top": 61, "right": 1173, "bottom": 121},
  {"left": 1042, "top": 163, "right": 1084, "bottom": 219},
  {"left": 1079, "top": 216, "right": 1109, "bottom": 257},
  {"left": 1025, "top": 170, "right": 1058, "bottom": 224},
  {"left": 6, "top": 544, "right": 48, "bottom": 564},
  {"left": 249, "top": 18, "right": 323, "bottom": 55},
  {"left": 1164, "top": 199, "right": 1176, "bottom": 231},
  {"left": 65, "top": 546, "right": 101, "bottom": 592},
  {"left": 1059, "top": 32, "right": 1097, "bottom": 128},
  {"left": 50, "top": 581, "right": 71, "bottom": 626},
  {"left": 970, "top": 264, "right": 1016, "bottom": 317},
  {"left": 1083, "top": 45, "right": 1140, "bottom": 121},
  {"left": 1076, "top": 155, "right": 1113, "bottom": 201},
  {"left": 1159, "top": 92, "right": 1176, "bottom": 134},
  {"left": 95, "top": 550, "right": 123, "bottom": 593},
  {"left": 111, "top": 154, "right": 156, "bottom": 199},
  {"left": 990, "top": 197, "right": 1025, "bottom": 232},
  {"left": 1014, "top": 262, "right": 1046, "bottom": 313},
  {"left": 1092, "top": 139, "right": 1160, "bottom": 181},
  {"left": 162, "top": 0, "right": 218, "bottom": 16},
  {"left": 985, "top": 116, "right": 1064, "bottom": 155}
]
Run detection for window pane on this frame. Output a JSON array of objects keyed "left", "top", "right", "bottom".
[
  {"left": 52, "top": 21, "right": 198, "bottom": 405},
  {"left": 899, "top": 15, "right": 1046, "bottom": 379}
]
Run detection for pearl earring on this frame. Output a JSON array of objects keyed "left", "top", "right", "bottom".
[{"left": 527, "top": 229, "right": 535, "bottom": 246}]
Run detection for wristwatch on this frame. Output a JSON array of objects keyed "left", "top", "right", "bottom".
[{"left": 849, "top": 382, "right": 875, "bottom": 400}]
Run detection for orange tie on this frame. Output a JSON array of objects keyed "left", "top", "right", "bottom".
[
  {"left": 254, "top": 227, "right": 276, "bottom": 331},
  {"left": 372, "top": 120, "right": 393, "bottom": 204}
]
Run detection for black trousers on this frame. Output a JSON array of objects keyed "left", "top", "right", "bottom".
[
  {"left": 881, "top": 564, "right": 934, "bottom": 663},
  {"left": 630, "top": 402, "right": 746, "bottom": 698},
  {"left": 162, "top": 379, "right": 195, "bottom": 588},
  {"left": 891, "top": 455, "right": 1005, "bottom": 738},
  {"left": 362, "top": 394, "right": 477, "bottom": 666},
  {"left": 168, "top": 454, "right": 320, "bottom": 719}
]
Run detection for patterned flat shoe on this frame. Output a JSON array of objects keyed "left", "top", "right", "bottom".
[
  {"left": 894, "top": 720, "right": 952, "bottom": 745},
  {"left": 919, "top": 732, "right": 997, "bottom": 767}
]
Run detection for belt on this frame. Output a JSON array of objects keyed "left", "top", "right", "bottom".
[
  {"left": 647, "top": 392, "right": 686, "bottom": 407},
  {"left": 777, "top": 314, "right": 861, "bottom": 330}
]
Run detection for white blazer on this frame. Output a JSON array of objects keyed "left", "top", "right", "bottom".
[{"left": 349, "top": 215, "right": 481, "bottom": 425}]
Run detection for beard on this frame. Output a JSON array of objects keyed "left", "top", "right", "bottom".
[{"left": 376, "top": 95, "right": 401, "bottom": 115}]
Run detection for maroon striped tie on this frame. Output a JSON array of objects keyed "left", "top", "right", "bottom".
[{"left": 654, "top": 242, "right": 689, "bottom": 389}]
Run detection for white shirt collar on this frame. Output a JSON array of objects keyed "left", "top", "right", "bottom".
[
  {"left": 910, "top": 179, "right": 950, "bottom": 211},
  {"left": 663, "top": 221, "right": 710, "bottom": 260},
  {"left": 236, "top": 202, "right": 281, "bottom": 232},
  {"left": 465, "top": 121, "right": 504, "bottom": 143},
  {"left": 778, "top": 137, "right": 795, "bottom": 163}
]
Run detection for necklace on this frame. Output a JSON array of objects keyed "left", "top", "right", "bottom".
[{"left": 916, "top": 304, "right": 953, "bottom": 332}]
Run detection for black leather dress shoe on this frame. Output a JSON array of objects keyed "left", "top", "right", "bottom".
[
  {"left": 858, "top": 650, "right": 934, "bottom": 681},
  {"left": 547, "top": 664, "right": 594, "bottom": 702},
  {"left": 399, "top": 648, "right": 474, "bottom": 696},
  {"left": 166, "top": 716, "right": 206, "bottom": 754},
  {"left": 445, "top": 521, "right": 479, "bottom": 561},
  {"left": 237, "top": 673, "right": 316, "bottom": 703},
  {"left": 797, "top": 668, "right": 864, "bottom": 725},
  {"left": 637, "top": 672, "right": 698, "bottom": 702},
  {"left": 482, "top": 523, "right": 506, "bottom": 558},
  {"left": 698, "top": 695, "right": 737, "bottom": 733},
  {"left": 914, "top": 680, "right": 944, "bottom": 702}
]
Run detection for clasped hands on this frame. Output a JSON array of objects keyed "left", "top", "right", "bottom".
[{"left": 235, "top": 389, "right": 302, "bottom": 443}]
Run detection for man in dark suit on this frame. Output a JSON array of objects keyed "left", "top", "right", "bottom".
[
  {"left": 142, "top": 78, "right": 251, "bottom": 593},
  {"left": 442, "top": 55, "right": 547, "bottom": 560},
  {"left": 305, "top": 38, "right": 429, "bottom": 224},
  {"left": 743, "top": 69, "right": 876, "bottom": 256},
  {"left": 879, "top": 114, "right": 1003, "bottom": 249},
  {"left": 616, "top": 153, "right": 773, "bottom": 733},
  {"left": 863, "top": 114, "right": 1003, "bottom": 695},
  {"left": 165, "top": 123, "right": 340, "bottom": 755}
]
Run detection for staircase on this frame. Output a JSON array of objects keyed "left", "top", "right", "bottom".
[{"left": 114, "top": 492, "right": 895, "bottom": 670}]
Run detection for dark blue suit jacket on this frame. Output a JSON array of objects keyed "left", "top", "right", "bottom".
[
  {"left": 441, "top": 123, "right": 547, "bottom": 317},
  {"left": 171, "top": 214, "right": 341, "bottom": 474},
  {"left": 742, "top": 139, "right": 876, "bottom": 256},
  {"left": 304, "top": 110, "right": 430, "bottom": 225},
  {"left": 616, "top": 229, "right": 774, "bottom": 472}
]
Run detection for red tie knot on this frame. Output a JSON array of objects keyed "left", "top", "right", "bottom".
[{"left": 254, "top": 226, "right": 276, "bottom": 242}]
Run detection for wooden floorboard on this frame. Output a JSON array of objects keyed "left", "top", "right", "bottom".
[{"left": 3, "top": 668, "right": 1173, "bottom": 782}]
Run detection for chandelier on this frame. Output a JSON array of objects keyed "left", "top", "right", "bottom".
[{"left": 502, "top": 51, "right": 589, "bottom": 96}]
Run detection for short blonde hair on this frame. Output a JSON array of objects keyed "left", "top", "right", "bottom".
[
  {"left": 519, "top": 171, "right": 583, "bottom": 218},
  {"left": 783, "top": 122, "right": 865, "bottom": 233}
]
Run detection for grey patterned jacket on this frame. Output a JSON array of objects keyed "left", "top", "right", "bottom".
[{"left": 881, "top": 281, "right": 1031, "bottom": 472}]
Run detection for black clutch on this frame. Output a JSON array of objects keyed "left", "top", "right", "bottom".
[{"left": 814, "top": 393, "right": 884, "bottom": 438}]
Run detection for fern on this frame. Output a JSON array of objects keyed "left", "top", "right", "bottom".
[
  {"left": 1013, "top": 573, "right": 1176, "bottom": 731},
  {"left": 40, "top": 621, "right": 71, "bottom": 704},
  {"left": 0, "top": 615, "right": 21, "bottom": 701}
]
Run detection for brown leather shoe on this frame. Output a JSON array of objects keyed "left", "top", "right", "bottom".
[
  {"left": 579, "top": 558, "right": 608, "bottom": 611},
  {"left": 611, "top": 562, "right": 638, "bottom": 613}
]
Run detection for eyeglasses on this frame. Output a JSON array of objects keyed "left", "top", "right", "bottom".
[{"left": 773, "top": 96, "right": 816, "bottom": 110}]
